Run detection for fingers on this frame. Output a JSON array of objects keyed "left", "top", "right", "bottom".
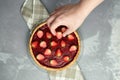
[
  {"left": 47, "top": 11, "right": 62, "bottom": 27},
  {"left": 50, "top": 19, "right": 63, "bottom": 35},
  {"left": 47, "top": 14, "right": 61, "bottom": 35},
  {"left": 47, "top": 12, "right": 64, "bottom": 35},
  {"left": 47, "top": 15, "right": 55, "bottom": 27},
  {"left": 63, "top": 28, "right": 72, "bottom": 37},
  {"left": 47, "top": 16, "right": 74, "bottom": 37},
  {"left": 47, "top": 14, "right": 72, "bottom": 36}
]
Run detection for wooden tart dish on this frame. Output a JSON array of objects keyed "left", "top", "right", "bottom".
[{"left": 29, "top": 22, "right": 81, "bottom": 71}]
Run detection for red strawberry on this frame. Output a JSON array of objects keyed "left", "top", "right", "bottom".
[
  {"left": 39, "top": 41, "right": 47, "bottom": 48},
  {"left": 44, "top": 49, "right": 52, "bottom": 56},
  {"left": 56, "top": 49, "right": 62, "bottom": 57},
  {"left": 69, "top": 45, "right": 77, "bottom": 52},
  {"left": 50, "top": 60, "right": 58, "bottom": 66},
  {"left": 31, "top": 41, "right": 38, "bottom": 48},
  {"left": 46, "top": 32, "right": 52, "bottom": 39},
  {"left": 63, "top": 56, "right": 70, "bottom": 62},
  {"left": 68, "top": 34, "right": 74, "bottom": 40},
  {"left": 51, "top": 41, "right": 57, "bottom": 47},
  {"left": 56, "top": 32, "right": 63, "bottom": 39},
  {"left": 61, "top": 40, "right": 66, "bottom": 47},
  {"left": 61, "top": 27, "right": 67, "bottom": 33},
  {"left": 36, "top": 54, "right": 45, "bottom": 61},
  {"left": 37, "top": 30, "right": 43, "bottom": 38}
]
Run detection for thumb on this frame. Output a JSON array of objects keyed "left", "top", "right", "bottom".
[
  {"left": 50, "top": 20, "right": 62, "bottom": 35},
  {"left": 63, "top": 29, "right": 72, "bottom": 37}
]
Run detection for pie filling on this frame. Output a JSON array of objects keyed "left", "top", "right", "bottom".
[{"left": 30, "top": 24, "right": 79, "bottom": 68}]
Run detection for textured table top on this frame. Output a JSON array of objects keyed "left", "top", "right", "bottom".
[{"left": 0, "top": 0, "right": 120, "bottom": 80}]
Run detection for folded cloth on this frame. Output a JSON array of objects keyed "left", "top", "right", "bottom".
[
  {"left": 48, "top": 62, "right": 84, "bottom": 80},
  {"left": 21, "top": 0, "right": 49, "bottom": 29},
  {"left": 21, "top": 0, "right": 84, "bottom": 80}
]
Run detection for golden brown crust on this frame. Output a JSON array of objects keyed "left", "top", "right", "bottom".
[{"left": 29, "top": 22, "right": 81, "bottom": 71}]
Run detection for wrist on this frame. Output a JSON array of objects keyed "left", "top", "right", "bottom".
[
  {"left": 77, "top": 0, "right": 104, "bottom": 17},
  {"left": 75, "top": 2, "right": 90, "bottom": 20}
]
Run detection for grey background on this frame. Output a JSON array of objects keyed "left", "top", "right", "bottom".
[{"left": 0, "top": 0, "right": 120, "bottom": 80}]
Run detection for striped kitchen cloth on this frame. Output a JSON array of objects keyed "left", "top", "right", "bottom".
[{"left": 21, "top": 0, "right": 84, "bottom": 80}]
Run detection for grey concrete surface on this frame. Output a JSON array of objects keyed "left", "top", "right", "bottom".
[{"left": 0, "top": 0, "right": 120, "bottom": 80}]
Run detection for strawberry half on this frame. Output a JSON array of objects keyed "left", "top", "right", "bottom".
[
  {"left": 61, "top": 40, "right": 66, "bottom": 47},
  {"left": 56, "top": 49, "right": 62, "bottom": 57},
  {"left": 50, "top": 60, "right": 58, "bottom": 66},
  {"left": 56, "top": 32, "right": 63, "bottom": 39},
  {"left": 44, "top": 49, "right": 52, "bottom": 56},
  {"left": 68, "top": 34, "right": 74, "bottom": 40},
  {"left": 69, "top": 45, "right": 77, "bottom": 52},
  {"left": 36, "top": 54, "right": 45, "bottom": 61},
  {"left": 37, "top": 30, "right": 43, "bottom": 38},
  {"left": 31, "top": 41, "right": 38, "bottom": 48},
  {"left": 61, "top": 27, "right": 67, "bottom": 33},
  {"left": 46, "top": 32, "right": 52, "bottom": 39},
  {"left": 51, "top": 41, "right": 57, "bottom": 47},
  {"left": 39, "top": 41, "right": 47, "bottom": 48},
  {"left": 63, "top": 56, "right": 70, "bottom": 62}
]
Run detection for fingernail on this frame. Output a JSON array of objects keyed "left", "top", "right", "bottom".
[{"left": 63, "top": 34, "right": 66, "bottom": 37}]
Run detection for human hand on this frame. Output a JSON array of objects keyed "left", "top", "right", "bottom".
[
  {"left": 47, "top": 0, "right": 104, "bottom": 37},
  {"left": 47, "top": 3, "right": 85, "bottom": 37}
]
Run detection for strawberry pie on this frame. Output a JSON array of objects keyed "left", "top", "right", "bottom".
[{"left": 29, "top": 22, "right": 80, "bottom": 71}]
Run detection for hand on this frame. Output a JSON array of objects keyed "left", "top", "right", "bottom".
[
  {"left": 47, "top": 0, "right": 104, "bottom": 36},
  {"left": 47, "top": 3, "right": 85, "bottom": 36}
]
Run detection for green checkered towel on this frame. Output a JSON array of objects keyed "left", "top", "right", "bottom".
[{"left": 21, "top": 0, "right": 84, "bottom": 80}]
